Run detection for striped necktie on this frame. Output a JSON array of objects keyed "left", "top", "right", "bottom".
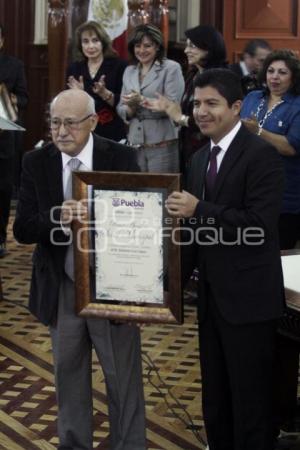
[
  {"left": 64, "top": 158, "right": 81, "bottom": 280},
  {"left": 205, "top": 146, "right": 221, "bottom": 200},
  {"left": 64, "top": 158, "right": 81, "bottom": 200}
]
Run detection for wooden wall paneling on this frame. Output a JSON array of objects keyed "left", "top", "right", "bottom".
[
  {"left": 48, "top": 0, "right": 69, "bottom": 101},
  {"left": 201, "top": 0, "right": 223, "bottom": 31},
  {"left": 25, "top": 43, "right": 49, "bottom": 148},
  {"left": 223, "top": 0, "right": 300, "bottom": 63}
]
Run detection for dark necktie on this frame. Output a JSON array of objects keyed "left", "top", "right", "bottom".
[
  {"left": 64, "top": 158, "right": 81, "bottom": 280},
  {"left": 205, "top": 146, "right": 221, "bottom": 200}
]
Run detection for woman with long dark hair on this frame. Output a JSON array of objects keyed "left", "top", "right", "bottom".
[{"left": 143, "top": 24, "right": 227, "bottom": 174}]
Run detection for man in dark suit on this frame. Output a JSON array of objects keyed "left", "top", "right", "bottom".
[
  {"left": 13, "top": 89, "right": 146, "bottom": 450},
  {"left": 0, "top": 23, "right": 28, "bottom": 257},
  {"left": 229, "top": 39, "right": 271, "bottom": 95},
  {"left": 166, "top": 69, "right": 285, "bottom": 450}
]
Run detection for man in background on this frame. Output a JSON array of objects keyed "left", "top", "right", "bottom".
[
  {"left": 229, "top": 38, "right": 272, "bottom": 95},
  {"left": 0, "top": 23, "right": 28, "bottom": 257}
]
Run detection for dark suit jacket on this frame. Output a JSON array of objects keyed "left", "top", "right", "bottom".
[
  {"left": 228, "top": 62, "right": 244, "bottom": 78},
  {"left": 182, "top": 124, "right": 286, "bottom": 324},
  {"left": 13, "top": 134, "right": 139, "bottom": 325},
  {"left": 0, "top": 52, "right": 28, "bottom": 109},
  {"left": 0, "top": 52, "right": 28, "bottom": 159}
]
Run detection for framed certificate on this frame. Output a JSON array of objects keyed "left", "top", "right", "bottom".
[
  {"left": 0, "top": 83, "right": 17, "bottom": 122},
  {"left": 72, "top": 171, "right": 182, "bottom": 324}
]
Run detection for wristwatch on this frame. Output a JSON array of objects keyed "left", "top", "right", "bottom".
[
  {"left": 177, "top": 114, "right": 189, "bottom": 127},
  {"left": 103, "top": 91, "right": 113, "bottom": 102}
]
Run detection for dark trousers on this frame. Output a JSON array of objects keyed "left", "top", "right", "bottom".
[
  {"left": 273, "top": 213, "right": 300, "bottom": 433},
  {"left": 198, "top": 287, "right": 277, "bottom": 450},
  {"left": 0, "top": 156, "right": 14, "bottom": 243},
  {"left": 50, "top": 276, "right": 146, "bottom": 450},
  {"left": 279, "top": 213, "right": 300, "bottom": 250}
]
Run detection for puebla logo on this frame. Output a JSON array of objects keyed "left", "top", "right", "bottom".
[{"left": 112, "top": 197, "right": 144, "bottom": 208}]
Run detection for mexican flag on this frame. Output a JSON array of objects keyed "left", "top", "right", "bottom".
[{"left": 87, "top": 0, "right": 128, "bottom": 59}]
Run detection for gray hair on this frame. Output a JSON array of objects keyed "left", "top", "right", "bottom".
[
  {"left": 86, "top": 94, "right": 96, "bottom": 114},
  {"left": 51, "top": 89, "right": 96, "bottom": 115}
]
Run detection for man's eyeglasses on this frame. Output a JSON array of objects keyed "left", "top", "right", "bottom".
[{"left": 49, "top": 114, "right": 93, "bottom": 131}]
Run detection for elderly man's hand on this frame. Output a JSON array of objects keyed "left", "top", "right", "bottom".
[
  {"left": 60, "top": 200, "right": 88, "bottom": 225},
  {"left": 165, "top": 190, "right": 199, "bottom": 218}
]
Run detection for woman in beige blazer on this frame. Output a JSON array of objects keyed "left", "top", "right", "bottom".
[{"left": 117, "top": 24, "right": 184, "bottom": 173}]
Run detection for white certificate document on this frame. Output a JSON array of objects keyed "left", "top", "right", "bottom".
[
  {"left": 281, "top": 254, "right": 300, "bottom": 293},
  {"left": 94, "top": 189, "right": 164, "bottom": 304}
]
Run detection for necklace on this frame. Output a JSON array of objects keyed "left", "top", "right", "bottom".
[
  {"left": 138, "top": 61, "right": 155, "bottom": 83},
  {"left": 255, "top": 97, "right": 284, "bottom": 135},
  {"left": 88, "top": 60, "right": 102, "bottom": 78}
]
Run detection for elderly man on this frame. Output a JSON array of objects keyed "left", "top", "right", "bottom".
[{"left": 13, "top": 89, "right": 146, "bottom": 450}]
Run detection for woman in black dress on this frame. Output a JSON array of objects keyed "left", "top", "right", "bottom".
[{"left": 67, "top": 20, "right": 127, "bottom": 141}]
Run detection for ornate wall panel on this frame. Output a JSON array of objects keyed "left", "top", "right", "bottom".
[
  {"left": 235, "top": 0, "right": 299, "bottom": 38},
  {"left": 223, "top": 0, "right": 300, "bottom": 63}
]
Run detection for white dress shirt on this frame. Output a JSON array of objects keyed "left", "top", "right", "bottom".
[
  {"left": 61, "top": 133, "right": 93, "bottom": 197},
  {"left": 210, "top": 121, "right": 242, "bottom": 172},
  {"left": 60, "top": 133, "right": 94, "bottom": 234}
]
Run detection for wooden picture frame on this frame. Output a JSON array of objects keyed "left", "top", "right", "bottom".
[
  {"left": 0, "top": 83, "right": 17, "bottom": 122},
  {"left": 72, "top": 171, "right": 182, "bottom": 324}
]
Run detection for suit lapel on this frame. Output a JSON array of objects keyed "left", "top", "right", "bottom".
[
  {"left": 46, "top": 145, "right": 64, "bottom": 205},
  {"left": 130, "top": 66, "right": 140, "bottom": 93},
  {"left": 190, "top": 145, "right": 210, "bottom": 200},
  {"left": 140, "top": 62, "right": 162, "bottom": 92},
  {"left": 213, "top": 125, "right": 247, "bottom": 200},
  {"left": 92, "top": 134, "right": 114, "bottom": 170}
]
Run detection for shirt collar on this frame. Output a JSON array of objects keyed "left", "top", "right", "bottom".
[
  {"left": 240, "top": 61, "right": 250, "bottom": 76},
  {"left": 136, "top": 59, "right": 161, "bottom": 70},
  {"left": 211, "top": 121, "right": 242, "bottom": 152},
  {"left": 260, "top": 89, "right": 293, "bottom": 103},
  {"left": 61, "top": 133, "right": 93, "bottom": 170}
]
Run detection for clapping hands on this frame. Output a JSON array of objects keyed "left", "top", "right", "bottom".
[
  {"left": 142, "top": 93, "right": 182, "bottom": 122},
  {"left": 121, "top": 90, "right": 143, "bottom": 108},
  {"left": 241, "top": 116, "right": 259, "bottom": 135},
  {"left": 67, "top": 75, "right": 84, "bottom": 90},
  {"left": 92, "top": 74, "right": 107, "bottom": 97}
]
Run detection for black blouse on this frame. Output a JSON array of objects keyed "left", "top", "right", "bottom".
[{"left": 67, "top": 57, "right": 127, "bottom": 141}]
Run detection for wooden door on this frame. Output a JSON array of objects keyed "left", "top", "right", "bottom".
[{"left": 222, "top": 0, "right": 300, "bottom": 63}]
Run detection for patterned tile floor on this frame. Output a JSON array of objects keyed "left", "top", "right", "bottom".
[{"left": 0, "top": 214, "right": 206, "bottom": 450}]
